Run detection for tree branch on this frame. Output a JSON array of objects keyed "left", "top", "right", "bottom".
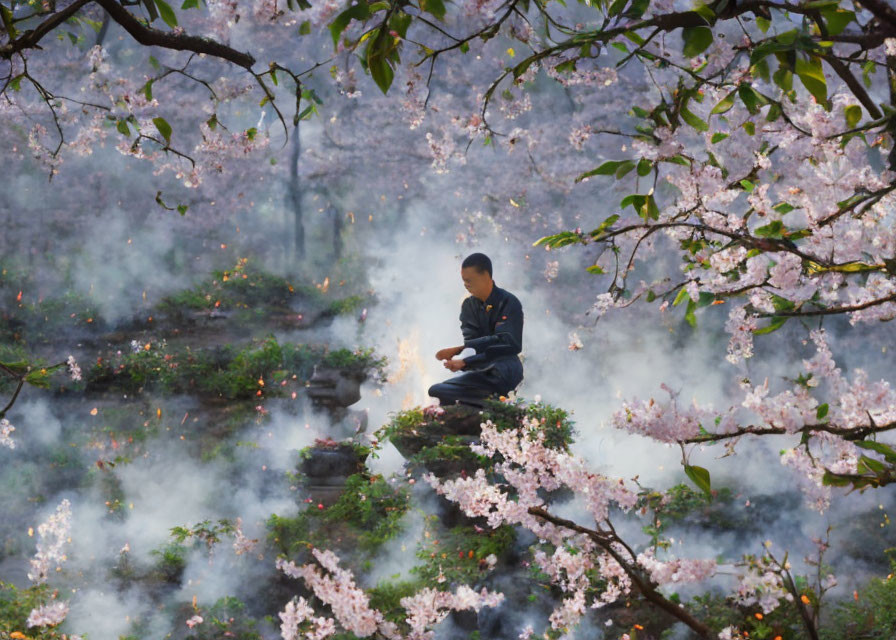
[
  {"left": 527, "top": 506, "right": 715, "bottom": 638},
  {"left": 92, "top": 0, "right": 255, "bottom": 69},
  {"left": 0, "top": 0, "right": 93, "bottom": 58},
  {"left": 855, "top": 0, "right": 896, "bottom": 29}
]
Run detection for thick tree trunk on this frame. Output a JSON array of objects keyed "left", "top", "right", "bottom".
[{"left": 289, "top": 120, "right": 304, "bottom": 263}]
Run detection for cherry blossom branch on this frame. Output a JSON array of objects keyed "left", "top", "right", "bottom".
[
  {"left": 682, "top": 417, "right": 896, "bottom": 445},
  {"left": 757, "top": 292, "right": 896, "bottom": 319},
  {"left": 0, "top": 0, "right": 93, "bottom": 59},
  {"left": 763, "top": 546, "right": 820, "bottom": 640},
  {"left": 527, "top": 506, "right": 715, "bottom": 638},
  {"left": 91, "top": 0, "right": 256, "bottom": 70}
]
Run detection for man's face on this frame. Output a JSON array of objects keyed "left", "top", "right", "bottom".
[{"left": 461, "top": 266, "right": 492, "bottom": 300}]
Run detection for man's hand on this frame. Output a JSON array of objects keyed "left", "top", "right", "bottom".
[
  {"left": 443, "top": 358, "right": 466, "bottom": 372},
  {"left": 436, "top": 346, "right": 463, "bottom": 361}
]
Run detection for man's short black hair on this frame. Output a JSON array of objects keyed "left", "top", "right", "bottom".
[{"left": 462, "top": 252, "right": 492, "bottom": 277}]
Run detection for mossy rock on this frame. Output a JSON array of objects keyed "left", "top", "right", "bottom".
[
  {"left": 299, "top": 441, "right": 369, "bottom": 482},
  {"left": 380, "top": 398, "right": 576, "bottom": 466},
  {"left": 386, "top": 404, "right": 511, "bottom": 458}
]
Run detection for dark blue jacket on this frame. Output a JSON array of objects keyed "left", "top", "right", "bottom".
[{"left": 459, "top": 283, "right": 524, "bottom": 385}]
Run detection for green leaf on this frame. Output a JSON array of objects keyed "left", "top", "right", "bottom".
[
  {"left": 855, "top": 440, "right": 896, "bottom": 463},
  {"left": 512, "top": 58, "right": 536, "bottom": 80},
  {"left": 754, "top": 220, "right": 785, "bottom": 238},
  {"left": 844, "top": 104, "right": 862, "bottom": 128},
  {"left": 680, "top": 104, "right": 709, "bottom": 131},
  {"left": 685, "top": 298, "right": 697, "bottom": 327},
  {"left": 816, "top": 403, "right": 829, "bottom": 420},
  {"left": 691, "top": 4, "right": 715, "bottom": 24},
  {"left": 821, "top": 8, "right": 855, "bottom": 36},
  {"left": 607, "top": 0, "right": 628, "bottom": 17},
  {"left": 141, "top": 79, "right": 154, "bottom": 101},
  {"left": 419, "top": 0, "right": 446, "bottom": 20},
  {"left": 116, "top": 119, "right": 131, "bottom": 136},
  {"left": 24, "top": 369, "right": 51, "bottom": 389},
  {"left": 296, "top": 104, "right": 315, "bottom": 121},
  {"left": 794, "top": 56, "right": 827, "bottom": 104},
  {"left": 299, "top": 20, "right": 311, "bottom": 34},
  {"left": 591, "top": 214, "right": 620, "bottom": 238},
  {"left": 684, "top": 464, "right": 712, "bottom": 499},
  {"left": 575, "top": 160, "right": 626, "bottom": 182},
  {"left": 681, "top": 26, "right": 713, "bottom": 58},
  {"left": 711, "top": 90, "right": 737, "bottom": 115},
  {"left": 330, "top": 2, "right": 371, "bottom": 48},
  {"left": 672, "top": 287, "right": 689, "bottom": 307},
  {"left": 366, "top": 32, "right": 395, "bottom": 94},
  {"left": 615, "top": 160, "right": 636, "bottom": 179},
  {"left": 663, "top": 155, "right": 691, "bottom": 166},
  {"left": 752, "top": 316, "right": 787, "bottom": 334},
  {"left": 711, "top": 132, "right": 729, "bottom": 144},
  {"left": 152, "top": 117, "right": 172, "bottom": 146},
  {"left": 532, "top": 231, "right": 584, "bottom": 249},
  {"left": 770, "top": 294, "right": 795, "bottom": 311},
  {"left": 696, "top": 291, "right": 716, "bottom": 308},
  {"left": 154, "top": 0, "right": 178, "bottom": 27},
  {"left": 622, "top": 0, "right": 649, "bottom": 18},
  {"left": 755, "top": 16, "right": 771, "bottom": 33},
  {"left": 177, "top": 204, "right": 188, "bottom": 215},
  {"left": 859, "top": 455, "right": 886, "bottom": 473},
  {"left": 586, "top": 265, "right": 605, "bottom": 274},
  {"left": 388, "top": 10, "right": 412, "bottom": 39},
  {"left": 180, "top": 0, "right": 199, "bottom": 8},
  {"left": 773, "top": 67, "right": 794, "bottom": 95},
  {"left": 821, "top": 470, "right": 853, "bottom": 487},
  {"left": 621, "top": 193, "right": 657, "bottom": 219},
  {"left": 773, "top": 202, "right": 795, "bottom": 214},
  {"left": 738, "top": 84, "right": 766, "bottom": 114},
  {"left": 0, "top": 4, "right": 17, "bottom": 39},
  {"left": 646, "top": 193, "right": 659, "bottom": 220},
  {"left": 637, "top": 157, "right": 653, "bottom": 177},
  {"left": 623, "top": 30, "right": 646, "bottom": 46},
  {"left": 752, "top": 58, "right": 770, "bottom": 82}
]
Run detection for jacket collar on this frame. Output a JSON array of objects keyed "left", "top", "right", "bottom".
[{"left": 477, "top": 282, "right": 501, "bottom": 307}]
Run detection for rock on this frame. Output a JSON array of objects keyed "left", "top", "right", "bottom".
[
  {"left": 306, "top": 364, "right": 365, "bottom": 409},
  {"left": 300, "top": 441, "right": 367, "bottom": 480},
  {"left": 299, "top": 441, "right": 369, "bottom": 507},
  {"left": 390, "top": 404, "right": 493, "bottom": 458}
]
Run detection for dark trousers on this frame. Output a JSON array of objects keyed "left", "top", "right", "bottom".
[{"left": 428, "top": 362, "right": 521, "bottom": 407}]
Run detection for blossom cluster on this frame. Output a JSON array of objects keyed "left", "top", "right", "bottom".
[
  {"left": 1, "top": 418, "right": 15, "bottom": 449},
  {"left": 232, "top": 516, "right": 259, "bottom": 555},
  {"left": 613, "top": 328, "right": 896, "bottom": 512},
  {"left": 276, "top": 547, "right": 503, "bottom": 639},
  {"left": 28, "top": 498, "right": 72, "bottom": 584},
  {"left": 66, "top": 355, "right": 82, "bottom": 381}
]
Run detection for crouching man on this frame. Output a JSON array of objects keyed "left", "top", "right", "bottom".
[{"left": 428, "top": 252, "right": 524, "bottom": 408}]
